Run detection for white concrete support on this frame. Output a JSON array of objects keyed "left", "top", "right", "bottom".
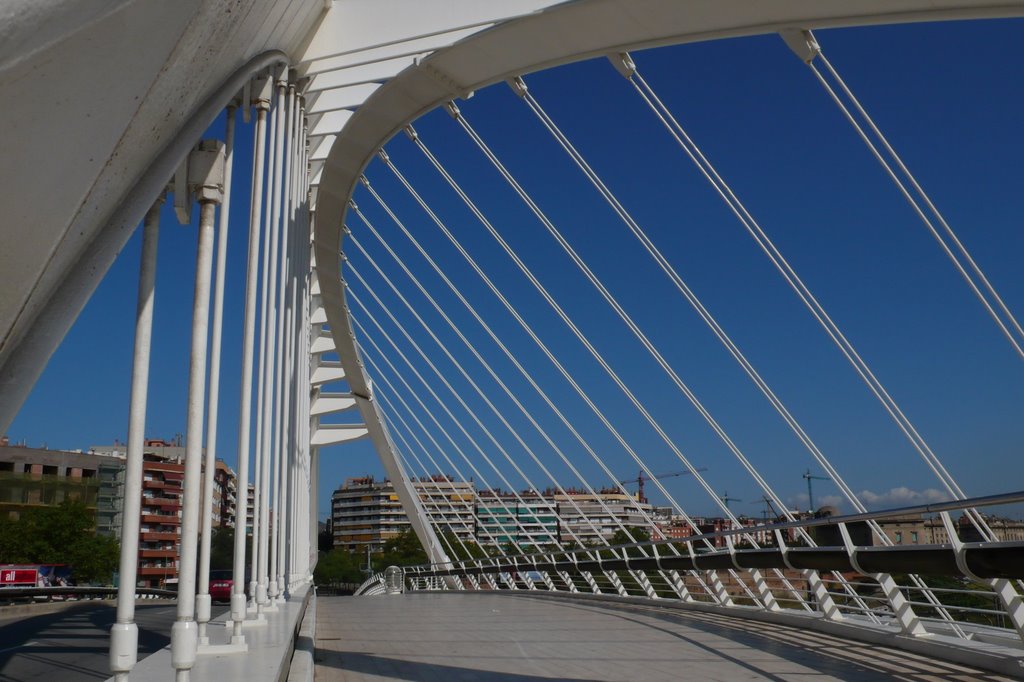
[
  {"left": 296, "top": 102, "right": 313, "bottom": 588},
  {"left": 558, "top": 571, "right": 579, "bottom": 594},
  {"left": 634, "top": 570, "right": 658, "bottom": 599},
  {"left": 605, "top": 571, "right": 629, "bottom": 598},
  {"left": 749, "top": 569, "right": 781, "bottom": 612},
  {"left": 259, "top": 73, "right": 287, "bottom": 614},
  {"left": 664, "top": 570, "right": 694, "bottom": 602},
  {"left": 110, "top": 197, "right": 162, "bottom": 682},
  {"left": 197, "top": 103, "right": 237, "bottom": 648},
  {"left": 171, "top": 139, "right": 225, "bottom": 682},
  {"left": 707, "top": 571, "right": 735, "bottom": 607},
  {"left": 581, "top": 571, "right": 601, "bottom": 594},
  {"left": 249, "top": 103, "right": 274, "bottom": 614},
  {"left": 837, "top": 524, "right": 925, "bottom": 636},
  {"left": 273, "top": 82, "right": 296, "bottom": 601},
  {"left": 250, "top": 81, "right": 276, "bottom": 610},
  {"left": 775, "top": 530, "right": 840, "bottom": 619},
  {"left": 808, "top": 571, "right": 844, "bottom": 621},
  {"left": 230, "top": 86, "right": 271, "bottom": 641},
  {"left": 287, "top": 96, "right": 304, "bottom": 592}
]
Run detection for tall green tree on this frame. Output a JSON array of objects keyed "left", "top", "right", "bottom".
[
  {"left": 313, "top": 548, "right": 364, "bottom": 585},
  {"left": 375, "top": 529, "right": 428, "bottom": 567},
  {"left": 0, "top": 500, "right": 119, "bottom": 584},
  {"left": 439, "top": 531, "right": 487, "bottom": 562},
  {"left": 208, "top": 526, "right": 251, "bottom": 571}
]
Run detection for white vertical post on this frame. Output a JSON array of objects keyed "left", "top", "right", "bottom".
[
  {"left": 250, "top": 86, "right": 276, "bottom": 609},
  {"left": 171, "top": 140, "right": 225, "bottom": 681},
  {"left": 196, "top": 103, "right": 236, "bottom": 647},
  {"left": 272, "top": 82, "right": 296, "bottom": 602},
  {"left": 260, "top": 72, "right": 287, "bottom": 612},
  {"left": 109, "top": 197, "right": 163, "bottom": 682},
  {"left": 231, "top": 83, "right": 271, "bottom": 639}
]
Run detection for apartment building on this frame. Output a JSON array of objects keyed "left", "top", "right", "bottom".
[
  {"left": 331, "top": 476, "right": 476, "bottom": 551},
  {"left": 554, "top": 488, "right": 654, "bottom": 545},
  {"left": 475, "top": 491, "right": 560, "bottom": 549},
  {"left": 0, "top": 443, "right": 124, "bottom": 534}
]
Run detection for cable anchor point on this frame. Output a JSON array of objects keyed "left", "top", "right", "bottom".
[
  {"left": 443, "top": 101, "right": 461, "bottom": 119},
  {"left": 780, "top": 29, "right": 820, "bottom": 64},
  {"left": 608, "top": 52, "right": 636, "bottom": 79},
  {"left": 506, "top": 76, "right": 528, "bottom": 98}
]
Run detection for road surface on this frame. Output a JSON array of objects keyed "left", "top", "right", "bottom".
[{"left": 0, "top": 601, "right": 227, "bottom": 682}]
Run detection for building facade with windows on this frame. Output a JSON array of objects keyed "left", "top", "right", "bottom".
[
  {"left": 92, "top": 438, "right": 239, "bottom": 587},
  {"left": 213, "top": 460, "right": 237, "bottom": 529},
  {"left": 331, "top": 476, "right": 477, "bottom": 552},
  {"left": 554, "top": 489, "right": 653, "bottom": 545},
  {"left": 331, "top": 477, "right": 409, "bottom": 551},
  {"left": 0, "top": 443, "right": 124, "bottom": 531},
  {"left": 475, "top": 491, "right": 560, "bottom": 549}
]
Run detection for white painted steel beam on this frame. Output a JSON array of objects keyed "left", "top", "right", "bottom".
[
  {"left": 311, "top": 360, "right": 346, "bottom": 385},
  {"left": 311, "top": 423, "right": 369, "bottom": 446},
  {"left": 310, "top": 332, "right": 336, "bottom": 354},
  {"left": 311, "top": 393, "right": 358, "bottom": 416},
  {"left": 306, "top": 85, "right": 379, "bottom": 114}
]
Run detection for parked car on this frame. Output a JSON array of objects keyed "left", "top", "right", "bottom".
[{"left": 209, "top": 570, "right": 233, "bottom": 602}]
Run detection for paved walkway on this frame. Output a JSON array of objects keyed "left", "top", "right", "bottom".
[{"left": 313, "top": 592, "right": 1018, "bottom": 681}]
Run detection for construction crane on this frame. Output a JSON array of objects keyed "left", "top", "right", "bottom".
[
  {"left": 718, "top": 490, "right": 741, "bottom": 509},
  {"left": 803, "top": 469, "right": 830, "bottom": 512},
  {"left": 617, "top": 467, "right": 707, "bottom": 504},
  {"left": 754, "top": 495, "right": 781, "bottom": 521}
]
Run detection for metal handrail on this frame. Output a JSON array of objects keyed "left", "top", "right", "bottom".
[
  {"left": 0, "top": 586, "right": 176, "bottom": 599},
  {"left": 410, "top": 489, "right": 1024, "bottom": 575}
]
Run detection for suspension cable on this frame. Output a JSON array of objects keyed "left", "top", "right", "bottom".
[
  {"left": 361, "top": 340, "right": 530, "bottom": 558},
  {"left": 372, "top": 143, "right": 763, "bottom": 604},
  {"left": 808, "top": 47, "right": 1024, "bottom": 361},
  {"left": 350, "top": 230, "right": 658, "bottom": 557},
  {"left": 348, "top": 289, "right": 585, "bottom": 555},
  {"left": 622, "top": 59, "right": 994, "bottom": 544}
]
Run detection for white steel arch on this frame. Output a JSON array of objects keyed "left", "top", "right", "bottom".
[
  {"left": 0, "top": 2, "right": 1022, "bottom": 680},
  {"left": 307, "top": 0, "right": 1024, "bottom": 573}
]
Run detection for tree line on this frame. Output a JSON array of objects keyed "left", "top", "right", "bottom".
[{"left": 0, "top": 500, "right": 120, "bottom": 584}]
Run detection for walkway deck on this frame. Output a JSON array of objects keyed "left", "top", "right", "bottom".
[{"left": 314, "top": 592, "right": 1018, "bottom": 681}]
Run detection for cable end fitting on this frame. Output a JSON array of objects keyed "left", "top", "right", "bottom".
[
  {"left": 608, "top": 52, "right": 636, "bottom": 79},
  {"left": 780, "top": 29, "right": 820, "bottom": 64},
  {"left": 273, "top": 63, "right": 288, "bottom": 86},
  {"left": 348, "top": 197, "right": 359, "bottom": 211},
  {"left": 444, "top": 101, "right": 461, "bottom": 119},
  {"left": 251, "top": 75, "right": 273, "bottom": 111},
  {"left": 506, "top": 76, "right": 528, "bottom": 98},
  {"left": 403, "top": 125, "right": 418, "bottom": 142},
  {"left": 377, "top": 148, "right": 390, "bottom": 164}
]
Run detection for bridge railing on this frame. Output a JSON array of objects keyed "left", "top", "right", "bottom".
[
  {"left": 0, "top": 586, "right": 177, "bottom": 603},
  {"left": 392, "top": 490, "right": 1024, "bottom": 660},
  {"left": 354, "top": 573, "right": 386, "bottom": 596}
]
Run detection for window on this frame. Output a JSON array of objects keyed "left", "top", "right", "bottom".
[
  {"left": 894, "top": 531, "right": 903, "bottom": 544},
  {"left": 911, "top": 531, "right": 918, "bottom": 544}
]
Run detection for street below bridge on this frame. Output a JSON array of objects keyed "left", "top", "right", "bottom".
[
  {"left": 315, "top": 593, "right": 1018, "bottom": 681},
  {"left": 0, "top": 601, "right": 228, "bottom": 682}
]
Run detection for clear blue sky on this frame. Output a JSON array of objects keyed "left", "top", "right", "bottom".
[{"left": 9, "top": 18, "right": 1023, "bottom": 521}]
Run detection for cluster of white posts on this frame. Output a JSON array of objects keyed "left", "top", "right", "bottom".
[{"left": 109, "top": 65, "right": 317, "bottom": 681}]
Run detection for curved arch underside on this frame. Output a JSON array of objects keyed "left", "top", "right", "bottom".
[
  {"left": 307, "top": 0, "right": 1024, "bottom": 568},
  {"left": 311, "top": 0, "right": 1024, "bottom": 422}
]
